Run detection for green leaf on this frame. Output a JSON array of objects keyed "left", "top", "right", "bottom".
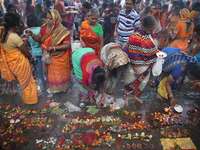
[
  {"left": 174, "top": 145, "right": 182, "bottom": 150},
  {"left": 51, "top": 108, "right": 65, "bottom": 115}
]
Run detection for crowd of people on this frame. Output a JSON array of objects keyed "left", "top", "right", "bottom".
[{"left": 0, "top": 0, "right": 200, "bottom": 108}]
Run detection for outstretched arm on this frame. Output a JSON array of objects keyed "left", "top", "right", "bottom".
[{"left": 165, "top": 75, "right": 177, "bottom": 106}]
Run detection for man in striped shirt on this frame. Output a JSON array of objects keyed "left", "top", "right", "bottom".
[{"left": 114, "top": 0, "right": 140, "bottom": 48}]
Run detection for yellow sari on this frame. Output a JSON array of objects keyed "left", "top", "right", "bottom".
[
  {"left": 0, "top": 45, "right": 38, "bottom": 104},
  {"left": 41, "top": 9, "right": 71, "bottom": 93}
]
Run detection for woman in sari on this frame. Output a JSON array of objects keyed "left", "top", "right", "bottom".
[
  {"left": 0, "top": 13, "right": 38, "bottom": 104},
  {"left": 156, "top": 47, "right": 200, "bottom": 106},
  {"left": 26, "top": 9, "right": 71, "bottom": 94},
  {"left": 168, "top": 8, "right": 194, "bottom": 52},
  {"left": 123, "top": 16, "right": 159, "bottom": 106},
  {"left": 80, "top": 8, "right": 104, "bottom": 56},
  {"left": 72, "top": 47, "right": 105, "bottom": 106},
  {"left": 100, "top": 43, "right": 129, "bottom": 98},
  {"left": 165, "top": 6, "right": 181, "bottom": 47},
  {"left": 152, "top": 10, "right": 165, "bottom": 49}
]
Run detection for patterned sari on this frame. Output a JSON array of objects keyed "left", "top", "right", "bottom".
[
  {"left": 168, "top": 8, "right": 194, "bottom": 52},
  {"left": 123, "top": 27, "right": 159, "bottom": 97},
  {"left": 0, "top": 45, "right": 38, "bottom": 104},
  {"left": 41, "top": 9, "right": 71, "bottom": 93},
  {"left": 100, "top": 43, "right": 129, "bottom": 95},
  {"left": 80, "top": 20, "right": 101, "bottom": 55},
  {"left": 156, "top": 47, "right": 197, "bottom": 99},
  {"left": 72, "top": 48, "right": 102, "bottom": 98}
]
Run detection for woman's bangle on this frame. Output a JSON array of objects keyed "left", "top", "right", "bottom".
[
  {"left": 169, "top": 94, "right": 173, "bottom": 98},
  {"left": 94, "top": 90, "right": 98, "bottom": 96},
  {"left": 53, "top": 46, "right": 56, "bottom": 52}
]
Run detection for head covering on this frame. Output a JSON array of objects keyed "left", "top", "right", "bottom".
[
  {"left": 101, "top": 43, "right": 129, "bottom": 71},
  {"left": 180, "top": 8, "right": 190, "bottom": 20},
  {"left": 83, "top": 2, "right": 92, "bottom": 9},
  {"left": 180, "top": 8, "right": 193, "bottom": 33},
  {"left": 41, "top": 9, "right": 70, "bottom": 46}
]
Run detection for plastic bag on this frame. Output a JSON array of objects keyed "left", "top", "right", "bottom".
[
  {"left": 42, "top": 49, "right": 51, "bottom": 64},
  {"left": 95, "top": 93, "right": 125, "bottom": 109},
  {"left": 71, "top": 41, "right": 82, "bottom": 52},
  {"left": 64, "top": 101, "right": 81, "bottom": 112},
  {"left": 152, "top": 57, "right": 164, "bottom": 76},
  {"left": 95, "top": 93, "right": 114, "bottom": 108},
  {"left": 110, "top": 98, "right": 124, "bottom": 110}
]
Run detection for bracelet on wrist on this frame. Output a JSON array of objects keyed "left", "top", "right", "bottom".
[
  {"left": 53, "top": 46, "right": 56, "bottom": 52},
  {"left": 94, "top": 90, "right": 98, "bottom": 96},
  {"left": 169, "top": 94, "right": 173, "bottom": 98}
]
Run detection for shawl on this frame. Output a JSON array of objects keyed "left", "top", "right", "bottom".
[
  {"left": 101, "top": 43, "right": 129, "bottom": 71},
  {"left": 41, "top": 9, "right": 70, "bottom": 57},
  {"left": 124, "top": 27, "right": 159, "bottom": 66}
]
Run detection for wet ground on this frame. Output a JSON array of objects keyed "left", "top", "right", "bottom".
[{"left": 0, "top": 74, "right": 200, "bottom": 150}]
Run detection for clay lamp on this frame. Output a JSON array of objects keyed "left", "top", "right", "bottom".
[
  {"left": 164, "top": 107, "right": 171, "bottom": 113},
  {"left": 137, "top": 113, "right": 142, "bottom": 119}
]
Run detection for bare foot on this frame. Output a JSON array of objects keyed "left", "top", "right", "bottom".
[
  {"left": 89, "top": 96, "right": 95, "bottom": 103},
  {"left": 124, "top": 94, "right": 129, "bottom": 107},
  {"left": 133, "top": 95, "right": 143, "bottom": 104},
  {"left": 157, "top": 93, "right": 163, "bottom": 101}
]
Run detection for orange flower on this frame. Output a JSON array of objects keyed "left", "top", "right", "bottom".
[{"left": 173, "top": 143, "right": 177, "bottom": 146}]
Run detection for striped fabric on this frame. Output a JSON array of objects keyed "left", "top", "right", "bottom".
[
  {"left": 124, "top": 27, "right": 158, "bottom": 66},
  {"left": 162, "top": 47, "right": 197, "bottom": 73},
  {"left": 116, "top": 9, "right": 140, "bottom": 42}
]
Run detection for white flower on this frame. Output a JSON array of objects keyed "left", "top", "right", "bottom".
[
  {"left": 15, "top": 119, "right": 20, "bottom": 123},
  {"left": 141, "top": 132, "right": 145, "bottom": 137},
  {"left": 149, "top": 135, "right": 153, "bottom": 139},
  {"left": 10, "top": 119, "right": 15, "bottom": 124},
  {"left": 36, "top": 139, "right": 43, "bottom": 144}
]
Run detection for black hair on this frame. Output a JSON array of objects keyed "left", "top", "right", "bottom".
[
  {"left": 1, "top": 13, "right": 20, "bottom": 43},
  {"left": 26, "top": 0, "right": 32, "bottom": 14},
  {"left": 192, "top": 2, "right": 200, "bottom": 11},
  {"left": 83, "top": 2, "right": 92, "bottom": 9},
  {"left": 177, "top": 62, "right": 200, "bottom": 90},
  {"left": 156, "top": 2, "right": 161, "bottom": 6},
  {"left": 45, "top": 0, "right": 52, "bottom": 9},
  {"left": 40, "top": 12, "right": 47, "bottom": 19},
  {"left": 6, "top": 3, "right": 16, "bottom": 12},
  {"left": 102, "top": 2, "right": 107, "bottom": 9},
  {"left": 27, "top": 13, "right": 39, "bottom": 27},
  {"left": 92, "top": 66, "right": 106, "bottom": 86},
  {"left": 194, "top": 24, "right": 200, "bottom": 32},
  {"left": 131, "top": 0, "right": 136, "bottom": 4},
  {"left": 185, "top": 1, "right": 190, "bottom": 6},
  {"left": 145, "top": 6, "right": 151, "bottom": 11},
  {"left": 174, "top": 6, "right": 181, "bottom": 12},
  {"left": 172, "top": 1, "right": 179, "bottom": 5},
  {"left": 142, "top": 16, "right": 156, "bottom": 28},
  {"left": 125, "top": 0, "right": 135, "bottom": 5},
  {"left": 110, "top": 2, "right": 115, "bottom": 7},
  {"left": 162, "top": 4, "right": 168, "bottom": 9},
  {"left": 187, "top": 63, "right": 200, "bottom": 80}
]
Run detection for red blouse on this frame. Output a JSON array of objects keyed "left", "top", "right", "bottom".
[{"left": 81, "top": 53, "right": 104, "bottom": 86}]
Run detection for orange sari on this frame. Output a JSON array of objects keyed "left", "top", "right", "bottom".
[
  {"left": 168, "top": 8, "right": 194, "bottom": 52},
  {"left": 165, "top": 13, "right": 180, "bottom": 46},
  {"left": 41, "top": 9, "right": 71, "bottom": 93},
  {"left": 80, "top": 20, "right": 100, "bottom": 55},
  {"left": 0, "top": 46, "right": 38, "bottom": 104}
]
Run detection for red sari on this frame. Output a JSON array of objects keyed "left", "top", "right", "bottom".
[{"left": 80, "top": 20, "right": 100, "bottom": 55}]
